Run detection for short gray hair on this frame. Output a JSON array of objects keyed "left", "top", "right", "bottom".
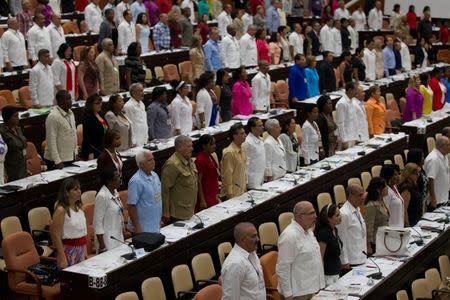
[
  {"left": 174, "top": 135, "right": 191, "bottom": 148},
  {"left": 135, "top": 149, "right": 152, "bottom": 166},
  {"left": 129, "top": 83, "right": 143, "bottom": 97},
  {"left": 101, "top": 38, "right": 113, "bottom": 49},
  {"left": 436, "top": 136, "right": 450, "bottom": 149},
  {"left": 265, "top": 118, "right": 279, "bottom": 131}
]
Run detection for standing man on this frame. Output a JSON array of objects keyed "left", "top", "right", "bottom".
[
  {"left": 221, "top": 25, "right": 241, "bottom": 70},
  {"left": 363, "top": 39, "right": 376, "bottom": 81},
  {"left": 181, "top": 0, "right": 196, "bottom": 23},
  {"left": 289, "top": 23, "right": 304, "bottom": 57},
  {"left": 318, "top": 51, "right": 336, "bottom": 93},
  {"left": 308, "top": 22, "right": 321, "bottom": 56},
  {"left": 353, "top": 86, "right": 369, "bottom": 142},
  {"left": 218, "top": 4, "right": 232, "bottom": 38},
  {"left": 47, "top": 14, "right": 65, "bottom": 58},
  {"left": 44, "top": 90, "right": 77, "bottom": 169},
  {"left": 123, "top": 83, "right": 148, "bottom": 146},
  {"left": 17, "top": 0, "right": 33, "bottom": 36},
  {"left": 383, "top": 36, "right": 396, "bottom": 77},
  {"left": 221, "top": 222, "right": 266, "bottom": 300},
  {"left": 29, "top": 49, "right": 54, "bottom": 107},
  {"left": 251, "top": 61, "right": 271, "bottom": 112},
  {"left": 320, "top": 18, "right": 334, "bottom": 53},
  {"left": 117, "top": 9, "right": 136, "bottom": 55},
  {"left": 95, "top": 38, "right": 120, "bottom": 96},
  {"left": 1, "top": 17, "right": 28, "bottom": 71},
  {"left": 85, "top": 0, "right": 102, "bottom": 33},
  {"left": 221, "top": 123, "right": 247, "bottom": 199},
  {"left": 288, "top": 54, "right": 307, "bottom": 105},
  {"left": 424, "top": 136, "right": 450, "bottom": 209},
  {"left": 161, "top": 135, "right": 198, "bottom": 222},
  {"left": 336, "top": 184, "right": 367, "bottom": 261},
  {"left": 27, "top": 14, "right": 53, "bottom": 66},
  {"left": 130, "top": 0, "right": 146, "bottom": 24},
  {"left": 147, "top": 86, "right": 172, "bottom": 141},
  {"left": 334, "top": 0, "right": 350, "bottom": 20},
  {"left": 243, "top": 117, "right": 266, "bottom": 189},
  {"left": 239, "top": 25, "right": 258, "bottom": 67},
  {"left": 368, "top": 0, "right": 383, "bottom": 31},
  {"left": 266, "top": 0, "right": 280, "bottom": 35},
  {"left": 179, "top": 8, "right": 193, "bottom": 47},
  {"left": 335, "top": 82, "right": 358, "bottom": 150},
  {"left": 399, "top": 35, "right": 412, "bottom": 71},
  {"left": 276, "top": 201, "right": 325, "bottom": 300},
  {"left": 115, "top": 0, "right": 130, "bottom": 25},
  {"left": 153, "top": 14, "right": 170, "bottom": 51},
  {"left": 204, "top": 27, "right": 222, "bottom": 71},
  {"left": 128, "top": 149, "right": 162, "bottom": 233}
]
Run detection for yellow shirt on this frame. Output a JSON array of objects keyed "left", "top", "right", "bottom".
[
  {"left": 420, "top": 85, "right": 433, "bottom": 115},
  {"left": 221, "top": 142, "right": 247, "bottom": 198},
  {"left": 365, "top": 98, "right": 386, "bottom": 135}
]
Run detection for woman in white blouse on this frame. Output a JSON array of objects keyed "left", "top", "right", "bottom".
[
  {"left": 51, "top": 43, "right": 77, "bottom": 100},
  {"left": 279, "top": 118, "right": 300, "bottom": 172},
  {"left": 93, "top": 165, "right": 124, "bottom": 252},
  {"left": 380, "top": 164, "right": 405, "bottom": 228},
  {"left": 301, "top": 105, "right": 322, "bottom": 166},
  {"left": 264, "top": 119, "right": 287, "bottom": 181},
  {"left": 195, "top": 72, "right": 218, "bottom": 129},
  {"left": 170, "top": 80, "right": 193, "bottom": 135},
  {"left": 351, "top": 6, "right": 366, "bottom": 31}
]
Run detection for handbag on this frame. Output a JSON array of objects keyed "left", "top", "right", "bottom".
[
  {"left": 374, "top": 226, "right": 411, "bottom": 256},
  {"left": 26, "top": 260, "right": 59, "bottom": 286}
]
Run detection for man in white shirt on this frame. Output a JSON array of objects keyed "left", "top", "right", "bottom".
[
  {"left": 242, "top": 9, "right": 253, "bottom": 33},
  {"left": 29, "top": 49, "right": 55, "bottom": 107},
  {"left": 399, "top": 35, "right": 412, "bottom": 71},
  {"left": 239, "top": 25, "right": 257, "bottom": 67},
  {"left": 85, "top": 0, "right": 103, "bottom": 33},
  {"left": 353, "top": 86, "right": 369, "bottom": 142},
  {"left": 117, "top": 9, "right": 136, "bottom": 55},
  {"left": 332, "top": 20, "right": 342, "bottom": 58},
  {"left": 424, "top": 136, "right": 450, "bottom": 209},
  {"left": 221, "top": 24, "right": 241, "bottom": 69},
  {"left": 320, "top": 18, "right": 334, "bottom": 53},
  {"left": 123, "top": 83, "right": 148, "bottom": 146},
  {"left": 368, "top": 0, "right": 383, "bottom": 31},
  {"left": 47, "top": 14, "right": 65, "bottom": 58},
  {"left": 217, "top": 4, "right": 232, "bottom": 37},
  {"left": 27, "top": 13, "right": 53, "bottom": 65},
  {"left": 363, "top": 40, "right": 376, "bottom": 81},
  {"left": 130, "top": 0, "right": 146, "bottom": 24},
  {"left": 336, "top": 184, "right": 367, "bottom": 265},
  {"left": 334, "top": 0, "right": 350, "bottom": 20},
  {"left": 221, "top": 222, "right": 266, "bottom": 300},
  {"left": 1, "top": 17, "right": 28, "bottom": 71},
  {"left": 242, "top": 117, "right": 266, "bottom": 189},
  {"left": 44, "top": 90, "right": 77, "bottom": 169},
  {"left": 251, "top": 60, "right": 271, "bottom": 112},
  {"left": 335, "top": 82, "right": 358, "bottom": 150},
  {"left": 115, "top": 0, "right": 130, "bottom": 25},
  {"left": 351, "top": 6, "right": 366, "bottom": 31},
  {"left": 289, "top": 23, "right": 304, "bottom": 57},
  {"left": 276, "top": 201, "right": 325, "bottom": 300},
  {"left": 348, "top": 19, "right": 358, "bottom": 54}
]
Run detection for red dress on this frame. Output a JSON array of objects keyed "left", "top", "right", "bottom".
[
  {"left": 256, "top": 39, "right": 270, "bottom": 63},
  {"left": 406, "top": 11, "right": 417, "bottom": 30},
  {"left": 440, "top": 25, "right": 449, "bottom": 44},
  {"left": 194, "top": 151, "right": 219, "bottom": 210},
  {"left": 429, "top": 77, "right": 444, "bottom": 111}
]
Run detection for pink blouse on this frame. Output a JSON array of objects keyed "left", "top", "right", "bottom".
[
  {"left": 256, "top": 39, "right": 270, "bottom": 64},
  {"left": 232, "top": 80, "right": 253, "bottom": 116}
]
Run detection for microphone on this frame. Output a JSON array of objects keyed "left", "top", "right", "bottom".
[
  {"left": 409, "top": 227, "right": 424, "bottom": 246},
  {"left": 110, "top": 235, "right": 136, "bottom": 260},
  {"left": 192, "top": 214, "right": 204, "bottom": 230},
  {"left": 279, "top": 165, "right": 298, "bottom": 185},
  {"left": 362, "top": 251, "right": 382, "bottom": 280},
  {"left": 234, "top": 183, "right": 255, "bottom": 206}
]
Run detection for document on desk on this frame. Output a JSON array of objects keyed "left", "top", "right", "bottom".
[{"left": 312, "top": 291, "right": 359, "bottom": 300}]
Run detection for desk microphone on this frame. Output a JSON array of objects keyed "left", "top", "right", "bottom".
[
  {"left": 362, "top": 251, "right": 383, "bottom": 280},
  {"left": 110, "top": 236, "right": 136, "bottom": 260},
  {"left": 192, "top": 214, "right": 204, "bottom": 230},
  {"left": 279, "top": 165, "right": 297, "bottom": 185},
  {"left": 234, "top": 183, "right": 255, "bottom": 206},
  {"left": 409, "top": 227, "right": 424, "bottom": 246}
]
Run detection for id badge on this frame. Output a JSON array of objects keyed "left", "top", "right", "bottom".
[{"left": 154, "top": 193, "right": 162, "bottom": 202}]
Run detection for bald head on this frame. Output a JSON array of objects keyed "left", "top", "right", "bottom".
[
  {"left": 347, "top": 184, "right": 365, "bottom": 208},
  {"left": 356, "top": 86, "right": 365, "bottom": 101},
  {"left": 436, "top": 136, "right": 450, "bottom": 155},
  {"left": 442, "top": 127, "right": 450, "bottom": 139},
  {"left": 247, "top": 24, "right": 257, "bottom": 36},
  {"left": 233, "top": 222, "right": 259, "bottom": 252},
  {"left": 51, "top": 13, "right": 61, "bottom": 26},
  {"left": 293, "top": 201, "right": 316, "bottom": 230},
  {"left": 234, "top": 222, "right": 254, "bottom": 241}
]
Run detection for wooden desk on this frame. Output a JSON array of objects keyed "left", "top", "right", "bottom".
[{"left": 59, "top": 136, "right": 407, "bottom": 300}]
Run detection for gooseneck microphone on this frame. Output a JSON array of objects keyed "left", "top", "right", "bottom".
[
  {"left": 110, "top": 235, "right": 136, "bottom": 260},
  {"left": 192, "top": 214, "right": 204, "bottom": 229},
  {"left": 409, "top": 227, "right": 424, "bottom": 246},
  {"left": 362, "top": 251, "right": 383, "bottom": 280},
  {"left": 234, "top": 183, "right": 255, "bottom": 206}
]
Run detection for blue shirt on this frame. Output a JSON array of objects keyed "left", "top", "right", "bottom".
[
  {"left": 131, "top": 2, "right": 146, "bottom": 24},
  {"left": 203, "top": 39, "right": 222, "bottom": 71},
  {"left": 128, "top": 169, "right": 162, "bottom": 233},
  {"left": 288, "top": 64, "right": 307, "bottom": 100},
  {"left": 382, "top": 46, "right": 396, "bottom": 76},
  {"left": 305, "top": 67, "right": 320, "bottom": 97},
  {"left": 442, "top": 78, "right": 450, "bottom": 103},
  {"left": 153, "top": 22, "right": 171, "bottom": 50},
  {"left": 266, "top": 6, "right": 280, "bottom": 34}
]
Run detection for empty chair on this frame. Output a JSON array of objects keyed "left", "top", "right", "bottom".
[
  {"left": 178, "top": 61, "right": 192, "bottom": 82},
  {"left": 172, "top": 264, "right": 196, "bottom": 299},
  {"left": 193, "top": 284, "right": 221, "bottom": 300},
  {"left": 317, "top": 193, "right": 332, "bottom": 211},
  {"left": 439, "top": 255, "right": 450, "bottom": 280},
  {"left": 404, "top": 149, "right": 409, "bottom": 159},
  {"left": 18, "top": 86, "right": 33, "bottom": 109},
  {"left": 115, "top": 291, "right": 139, "bottom": 300},
  {"left": 278, "top": 212, "right": 294, "bottom": 233},
  {"left": 27, "top": 207, "right": 52, "bottom": 249},
  {"left": 384, "top": 159, "right": 392, "bottom": 165},
  {"left": 191, "top": 253, "right": 217, "bottom": 285},
  {"left": 360, "top": 171, "right": 372, "bottom": 191},
  {"left": 154, "top": 66, "right": 164, "bottom": 81},
  {"left": 371, "top": 165, "right": 382, "bottom": 178},
  {"left": 163, "top": 64, "right": 180, "bottom": 82},
  {"left": 411, "top": 278, "right": 432, "bottom": 300},
  {"left": 217, "top": 242, "right": 232, "bottom": 267},
  {"left": 427, "top": 137, "right": 436, "bottom": 154},
  {"left": 81, "top": 190, "right": 97, "bottom": 205},
  {"left": 1, "top": 216, "right": 22, "bottom": 238},
  {"left": 260, "top": 251, "right": 278, "bottom": 287},
  {"left": 424, "top": 268, "right": 441, "bottom": 291},
  {"left": 394, "top": 154, "right": 404, "bottom": 170},
  {"left": 142, "top": 277, "right": 166, "bottom": 300},
  {"left": 333, "top": 185, "right": 347, "bottom": 206},
  {"left": 436, "top": 133, "right": 442, "bottom": 140},
  {"left": 273, "top": 80, "right": 289, "bottom": 108},
  {"left": 258, "top": 222, "right": 279, "bottom": 251},
  {"left": 396, "top": 290, "right": 409, "bottom": 300},
  {"left": 347, "top": 177, "right": 362, "bottom": 187},
  {"left": 0, "top": 90, "right": 17, "bottom": 106}
]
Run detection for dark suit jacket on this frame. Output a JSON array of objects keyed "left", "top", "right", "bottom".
[
  {"left": 308, "top": 30, "right": 321, "bottom": 56},
  {"left": 318, "top": 61, "right": 336, "bottom": 93}
]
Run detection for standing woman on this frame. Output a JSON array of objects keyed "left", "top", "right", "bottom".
[
  {"left": 316, "top": 95, "right": 337, "bottom": 157},
  {"left": 124, "top": 42, "right": 146, "bottom": 89},
  {"left": 419, "top": 73, "right": 433, "bottom": 116},
  {"left": 380, "top": 164, "right": 404, "bottom": 228},
  {"left": 365, "top": 85, "right": 386, "bottom": 137},
  {"left": 216, "top": 68, "right": 232, "bottom": 122},
  {"left": 363, "top": 177, "right": 389, "bottom": 256},
  {"left": 52, "top": 43, "right": 77, "bottom": 100},
  {"left": 279, "top": 118, "right": 300, "bottom": 172},
  {"left": 135, "top": 12, "right": 151, "bottom": 53},
  {"left": 305, "top": 55, "right": 319, "bottom": 97},
  {"left": 170, "top": 80, "right": 193, "bottom": 135},
  {"left": 231, "top": 66, "right": 253, "bottom": 116},
  {"left": 406, "top": 148, "right": 428, "bottom": 220},
  {"left": 93, "top": 166, "right": 124, "bottom": 252},
  {"left": 196, "top": 72, "right": 218, "bottom": 128},
  {"left": 96, "top": 129, "right": 123, "bottom": 174},
  {"left": 81, "top": 94, "right": 109, "bottom": 160},
  {"left": 338, "top": 50, "right": 352, "bottom": 87},
  {"left": 278, "top": 26, "right": 291, "bottom": 63},
  {"left": 168, "top": 10, "right": 182, "bottom": 49},
  {"left": 256, "top": 29, "right": 270, "bottom": 63},
  {"left": 195, "top": 134, "right": 220, "bottom": 210},
  {"left": 300, "top": 104, "right": 322, "bottom": 166},
  {"left": 189, "top": 35, "right": 205, "bottom": 82},
  {"left": 0, "top": 107, "right": 26, "bottom": 182},
  {"left": 51, "top": 178, "right": 87, "bottom": 268},
  {"left": 104, "top": 94, "right": 134, "bottom": 151},
  {"left": 315, "top": 204, "right": 342, "bottom": 286},
  {"left": 404, "top": 75, "right": 424, "bottom": 122},
  {"left": 398, "top": 163, "right": 422, "bottom": 227},
  {"left": 196, "top": 14, "right": 210, "bottom": 44},
  {"left": 264, "top": 119, "right": 287, "bottom": 181},
  {"left": 373, "top": 40, "right": 384, "bottom": 80},
  {"left": 78, "top": 46, "right": 100, "bottom": 100},
  {"left": 269, "top": 32, "right": 282, "bottom": 65}
]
